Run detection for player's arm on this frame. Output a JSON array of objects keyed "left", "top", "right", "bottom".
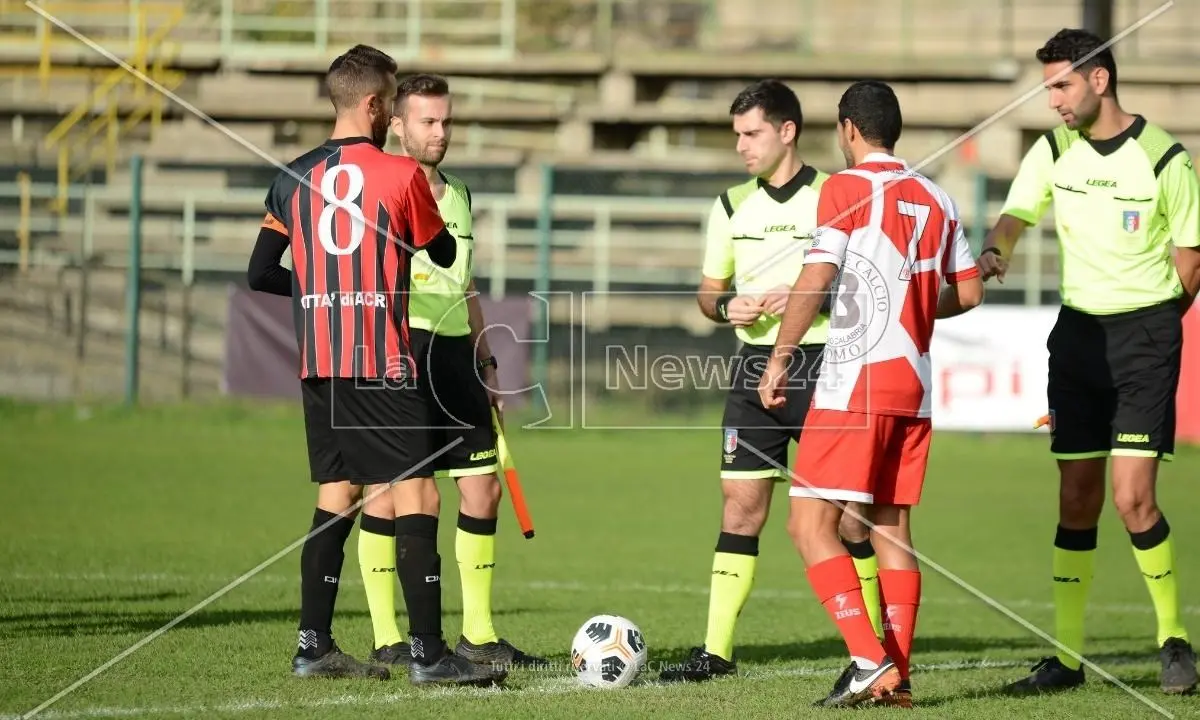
[
  {"left": 937, "top": 210, "right": 985, "bottom": 318},
  {"left": 247, "top": 179, "right": 294, "bottom": 296},
  {"left": 772, "top": 179, "right": 849, "bottom": 356},
  {"left": 696, "top": 198, "right": 762, "bottom": 325},
  {"left": 981, "top": 134, "right": 1055, "bottom": 276},
  {"left": 401, "top": 166, "right": 456, "bottom": 268},
  {"left": 1160, "top": 149, "right": 1200, "bottom": 312}
]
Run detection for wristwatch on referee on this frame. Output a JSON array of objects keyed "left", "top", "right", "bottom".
[
  {"left": 980, "top": 247, "right": 1002, "bottom": 257},
  {"left": 477, "top": 356, "right": 498, "bottom": 372},
  {"left": 714, "top": 293, "right": 736, "bottom": 323}
]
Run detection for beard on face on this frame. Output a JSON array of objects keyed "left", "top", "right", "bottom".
[{"left": 370, "top": 112, "right": 390, "bottom": 149}]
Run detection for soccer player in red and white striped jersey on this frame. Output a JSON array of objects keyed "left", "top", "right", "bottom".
[
  {"left": 247, "top": 44, "right": 501, "bottom": 687},
  {"left": 758, "top": 81, "right": 984, "bottom": 708}
]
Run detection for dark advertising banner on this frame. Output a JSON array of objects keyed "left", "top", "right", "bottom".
[{"left": 223, "top": 284, "right": 533, "bottom": 406}]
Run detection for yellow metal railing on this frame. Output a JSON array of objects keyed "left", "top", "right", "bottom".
[{"left": 33, "top": 1, "right": 185, "bottom": 215}]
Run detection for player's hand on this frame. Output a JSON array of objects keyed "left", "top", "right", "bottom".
[
  {"left": 727, "top": 296, "right": 765, "bottom": 327},
  {"left": 759, "top": 284, "right": 792, "bottom": 316},
  {"left": 978, "top": 249, "right": 1008, "bottom": 283},
  {"left": 757, "top": 355, "right": 789, "bottom": 410}
]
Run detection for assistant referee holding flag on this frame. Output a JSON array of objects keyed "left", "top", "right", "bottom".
[{"left": 980, "top": 29, "right": 1200, "bottom": 695}]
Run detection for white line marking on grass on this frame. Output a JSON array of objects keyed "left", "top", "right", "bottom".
[
  {"left": 13, "top": 443, "right": 462, "bottom": 720},
  {"left": 0, "top": 657, "right": 1156, "bottom": 720},
  {"left": 9, "top": 573, "right": 1198, "bottom": 617},
  {"left": 737, "top": 439, "right": 1175, "bottom": 719}
]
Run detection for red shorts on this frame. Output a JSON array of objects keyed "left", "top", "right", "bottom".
[{"left": 790, "top": 409, "right": 932, "bottom": 506}]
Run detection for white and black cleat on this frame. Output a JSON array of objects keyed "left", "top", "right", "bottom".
[{"left": 813, "top": 656, "right": 901, "bottom": 708}]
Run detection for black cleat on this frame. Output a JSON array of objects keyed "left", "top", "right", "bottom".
[
  {"left": 1160, "top": 637, "right": 1198, "bottom": 695},
  {"left": 369, "top": 641, "right": 413, "bottom": 666},
  {"left": 455, "top": 636, "right": 549, "bottom": 669},
  {"left": 812, "top": 657, "right": 901, "bottom": 708},
  {"left": 292, "top": 644, "right": 390, "bottom": 680},
  {"left": 658, "top": 646, "right": 737, "bottom": 683},
  {"left": 1002, "top": 657, "right": 1084, "bottom": 695},
  {"left": 410, "top": 650, "right": 507, "bottom": 687}
]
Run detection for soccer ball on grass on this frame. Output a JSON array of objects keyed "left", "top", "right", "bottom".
[{"left": 570, "top": 614, "right": 648, "bottom": 688}]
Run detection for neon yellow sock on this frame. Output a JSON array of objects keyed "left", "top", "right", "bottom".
[
  {"left": 852, "top": 553, "right": 883, "bottom": 639},
  {"left": 457, "top": 526, "right": 498, "bottom": 645},
  {"left": 1053, "top": 547, "right": 1095, "bottom": 670},
  {"left": 357, "top": 520, "right": 403, "bottom": 649},
  {"left": 1133, "top": 532, "right": 1189, "bottom": 646},
  {"left": 703, "top": 551, "right": 756, "bottom": 661}
]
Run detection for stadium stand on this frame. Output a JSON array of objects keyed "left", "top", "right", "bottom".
[{"left": 0, "top": 0, "right": 1198, "bottom": 399}]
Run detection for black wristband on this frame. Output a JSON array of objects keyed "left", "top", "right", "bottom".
[
  {"left": 477, "top": 356, "right": 497, "bottom": 372},
  {"left": 714, "top": 293, "right": 736, "bottom": 323},
  {"left": 980, "top": 247, "right": 1002, "bottom": 257}
]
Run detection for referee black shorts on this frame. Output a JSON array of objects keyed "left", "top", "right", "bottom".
[
  {"left": 1046, "top": 300, "right": 1182, "bottom": 461},
  {"left": 720, "top": 342, "right": 823, "bottom": 481},
  {"left": 410, "top": 328, "right": 499, "bottom": 478},
  {"left": 301, "top": 376, "right": 435, "bottom": 485}
]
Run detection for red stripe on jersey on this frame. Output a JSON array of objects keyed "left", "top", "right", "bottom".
[
  {"left": 310, "top": 160, "right": 331, "bottom": 378},
  {"left": 361, "top": 229, "right": 377, "bottom": 377},
  {"left": 290, "top": 188, "right": 309, "bottom": 378},
  {"left": 334, "top": 166, "right": 355, "bottom": 378},
  {"left": 383, "top": 235, "right": 401, "bottom": 378}
]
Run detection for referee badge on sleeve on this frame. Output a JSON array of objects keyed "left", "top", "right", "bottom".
[{"left": 1122, "top": 210, "right": 1141, "bottom": 233}]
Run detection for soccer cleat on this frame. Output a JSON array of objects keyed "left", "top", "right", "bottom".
[
  {"left": 292, "top": 644, "right": 390, "bottom": 680},
  {"left": 368, "top": 641, "right": 412, "bottom": 666},
  {"left": 1159, "top": 637, "right": 1198, "bottom": 694},
  {"left": 454, "top": 636, "right": 550, "bottom": 669},
  {"left": 1002, "top": 657, "right": 1084, "bottom": 695},
  {"left": 873, "top": 678, "right": 913, "bottom": 708},
  {"left": 812, "top": 657, "right": 901, "bottom": 708},
  {"left": 658, "top": 646, "right": 737, "bottom": 683},
  {"left": 409, "top": 650, "right": 507, "bottom": 687}
]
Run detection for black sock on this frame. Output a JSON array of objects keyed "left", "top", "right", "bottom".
[
  {"left": 297, "top": 507, "right": 355, "bottom": 659},
  {"left": 396, "top": 513, "right": 444, "bottom": 665},
  {"left": 715, "top": 531, "right": 760, "bottom": 556},
  {"left": 841, "top": 536, "right": 876, "bottom": 560}
]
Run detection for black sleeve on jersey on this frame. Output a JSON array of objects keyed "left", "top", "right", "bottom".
[
  {"left": 424, "top": 226, "right": 457, "bottom": 268},
  {"left": 247, "top": 227, "right": 292, "bottom": 296}
]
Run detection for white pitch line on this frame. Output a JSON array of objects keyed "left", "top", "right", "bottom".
[
  {"left": 0, "top": 657, "right": 1159, "bottom": 720},
  {"left": 6, "top": 573, "right": 1197, "bottom": 617}
]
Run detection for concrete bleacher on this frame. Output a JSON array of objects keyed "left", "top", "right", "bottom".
[{"left": 3, "top": 0, "right": 1200, "bottom": 399}]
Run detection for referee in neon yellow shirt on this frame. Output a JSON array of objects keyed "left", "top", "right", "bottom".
[
  {"left": 980, "top": 29, "right": 1200, "bottom": 696},
  {"left": 351, "top": 73, "right": 546, "bottom": 673}
]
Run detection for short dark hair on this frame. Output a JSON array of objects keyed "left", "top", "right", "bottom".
[
  {"left": 837, "top": 80, "right": 902, "bottom": 150},
  {"left": 326, "top": 44, "right": 398, "bottom": 112},
  {"left": 396, "top": 73, "right": 450, "bottom": 112},
  {"left": 1036, "top": 28, "right": 1118, "bottom": 96},
  {"left": 729, "top": 79, "right": 803, "bottom": 138}
]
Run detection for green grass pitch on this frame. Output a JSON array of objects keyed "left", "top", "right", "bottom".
[{"left": 1, "top": 399, "right": 1198, "bottom": 719}]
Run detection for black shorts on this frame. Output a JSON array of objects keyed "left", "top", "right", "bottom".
[
  {"left": 1047, "top": 300, "right": 1182, "bottom": 461},
  {"left": 301, "top": 377, "right": 434, "bottom": 484},
  {"left": 411, "top": 328, "right": 499, "bottom": 477},
  {"left": 720, "top": 342, "right": 823, "bottom": 480}
]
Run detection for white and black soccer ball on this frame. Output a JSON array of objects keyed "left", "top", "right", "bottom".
[{"left": 570, "top": 614, "right": 648, "bottom": 688}]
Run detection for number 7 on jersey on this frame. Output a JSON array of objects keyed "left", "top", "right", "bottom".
[{"left": 896, "top": 199, "right": 931, "bottom": 282}]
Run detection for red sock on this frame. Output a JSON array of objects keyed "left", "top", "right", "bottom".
[
  {"left": 807, "top": 555, "right": 887, "bottom": 666},
  {"left": 879, "top": 569, "right": 921, "bottom": 679}
]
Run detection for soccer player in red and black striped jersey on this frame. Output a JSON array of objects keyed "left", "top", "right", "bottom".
[{"left": 247, "top": 44, "right": 501, "bottom": 687}]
